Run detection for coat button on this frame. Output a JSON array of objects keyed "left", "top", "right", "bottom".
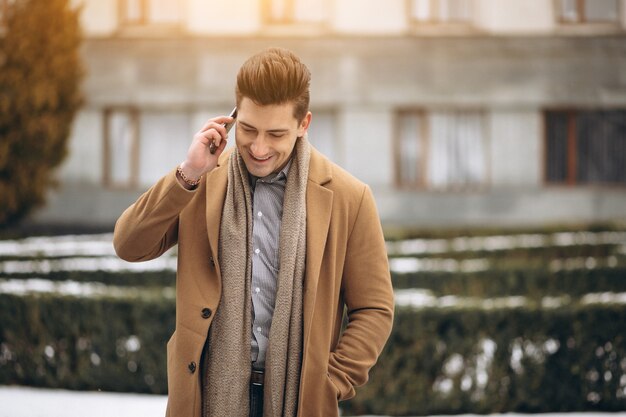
[
  {"left": 201, "top": 308, "right": 212, "bottom": 319},
  {"left": 209, "top": 256, "right": 215, "bottom": 267},
  {"left": 188, "top": 361, "right": 196, "bottom": 373}
]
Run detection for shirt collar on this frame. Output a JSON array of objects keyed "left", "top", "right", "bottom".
[{"left": 249, "top": 157, "right": 292, "bottom": 189}]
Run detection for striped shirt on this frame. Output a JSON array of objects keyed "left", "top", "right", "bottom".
[{"left": 249, "top": 159, "right": 292, "bottom": 370}]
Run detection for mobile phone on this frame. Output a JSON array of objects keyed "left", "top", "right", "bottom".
[{"left": 209, "top": 106, "right": 238, "bottom": 154}]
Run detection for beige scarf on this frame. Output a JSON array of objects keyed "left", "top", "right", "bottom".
[{"left": 202, "top": 136, "right": 310, "bottom": 417}]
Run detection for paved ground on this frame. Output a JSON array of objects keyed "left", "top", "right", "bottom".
[{"left": 1, "top": 385, "right": 625, "bottom": 417}]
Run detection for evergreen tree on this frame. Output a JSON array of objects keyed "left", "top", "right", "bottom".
[{"left": 0, "top": 0, "right": 84, "bottom": 227}]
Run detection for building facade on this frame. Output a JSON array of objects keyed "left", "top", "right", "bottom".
[{"left": 28, "top": 0, "right": 626, "bottom": 228}]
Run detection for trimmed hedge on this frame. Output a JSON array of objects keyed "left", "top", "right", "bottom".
[
  {"left": 0, "top": 293, "right": 174, "bottom": 393},
  {"left": 2, "top": 292, "right": 626, "bottom": 416},
  {"left": 392, "top": 267, "right": 626, "bottom": 298},
  {"left": 343, "top": 303, "right": 626, "bottom": 415},
  {"left": 383, "top": 222, "right": 626, "bottom": 241}
]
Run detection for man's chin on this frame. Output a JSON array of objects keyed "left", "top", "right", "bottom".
[{"left": 245, "top": 164, "right": 272, "bottom": 178}]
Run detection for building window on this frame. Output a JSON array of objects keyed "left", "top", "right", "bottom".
[
  {"left": 104, "top": 108, "right": 140, "bottom": 189},
  {"left": 120, "top": 0, "right": 183, "bottom": 26},
  {"left": 556, "top": 0, "right": 620, "bottom": 23},
  {"left": 409, "top": 0, "right": 472, "bottom": 23},
  {"left": 396, "top": 110, "right": 488, "bottom": 189},
  {"left": 262, "top": 0, "right": 328, "bottom": 25},
  {"left": 545, "top": 110, "right": 626, "bottom": 186}
]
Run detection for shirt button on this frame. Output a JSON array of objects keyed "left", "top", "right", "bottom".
[
  {"left": 255, "top": 248, "right": 260, "bottom": 254},
  {"left": 255, "top": 287, "right": 260, "bottom": 293},
  {"left": 257, "top": 211, "right": 263, "bottom": 217},
  {"left": 257, "top": 327, "right": 262, "bottom": 332}
]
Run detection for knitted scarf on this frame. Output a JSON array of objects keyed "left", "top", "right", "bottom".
[{"left": 202, "top": 136, "right": 310, "bottom": 417}]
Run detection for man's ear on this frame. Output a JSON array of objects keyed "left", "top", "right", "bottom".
[{"left": 298, "top": 111, "right": 312, "bottom": 136}]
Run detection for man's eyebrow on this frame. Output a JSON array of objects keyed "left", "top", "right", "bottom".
[{"left": 239, "top": 120, "right": 289, "bottom": 133}]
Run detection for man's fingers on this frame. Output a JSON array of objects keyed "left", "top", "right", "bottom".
[
  {"left": 199, "top": 129, "right": 224, "bottom": 150},
  {"left": 199, "top": 116, "right": 234, "bottom": 133}
]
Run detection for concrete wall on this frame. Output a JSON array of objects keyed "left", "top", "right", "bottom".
[
  {"left": 339, "top": 107, "right": 394, "bottom": 187},
  {"left": 488, "top": 110, "right": 542, "bottom": 187}
]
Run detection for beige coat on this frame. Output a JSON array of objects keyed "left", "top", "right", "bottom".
[{"left": 113, "top": 146, "right": 394, "bottom": 417}]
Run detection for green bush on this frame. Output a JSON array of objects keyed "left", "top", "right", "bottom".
[
  {"left": 0, "top": 292, "right": 174, "bottom": 393},
  {"left": 344, "top": 303, "right": 626, "bottom": 415},
  {"left": 0, "top": 269, "right": 176, "bottom": 287},
  {"left": 0, "top": 0, "right": 84, "bottom": 227},
  {"left": 2, "top": 291, "right": 626, "bottom": 416},
  {"left": 392, "top": 267, "right": 626, "bottom": 299}
]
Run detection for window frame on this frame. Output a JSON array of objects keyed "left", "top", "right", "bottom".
[
  {"left": 394, "top": 108, "right": 490, "bottom": 191},
  {"left": 543, "top": 108, "right": 626, "bottom": 188},
  {"left": 118, "top": 0, "right": 184, "bottom": 29},
  {"left": 394, "top": 109, "right": 429, "bottom": 189},
  {"left": 555, "top": 0, "right": 621, "bottom": 24},
  {"left": 103, "top": 107, "right": 141, "bottom": 190},
  {"left": 407, "top": 0, "right": 474, "bottom": 26},
  {"left": 260, "top": 0, "right": 330, "bottom": 29}
]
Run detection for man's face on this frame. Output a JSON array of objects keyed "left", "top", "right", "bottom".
[{"left": 235, "top": 97, "right": 311, "bottom": 178}]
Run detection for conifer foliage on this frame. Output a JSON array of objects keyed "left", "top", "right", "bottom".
[{"left": 0, "top": 0, "right": 83, "bottom": 227}]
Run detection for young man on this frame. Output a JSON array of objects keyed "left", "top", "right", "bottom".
[{"left": 113, "top": 47, "right": 394, "bottom": 417}]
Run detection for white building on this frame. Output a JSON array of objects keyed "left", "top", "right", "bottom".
[{"left": 30, "top": 0, "right": 626, "bottom": 228}]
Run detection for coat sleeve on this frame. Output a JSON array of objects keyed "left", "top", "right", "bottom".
[
  {"left": 113, "top": 167, "right": 198, "bottom": 262},
  {"left": 327, "top": 184, "right": 394, "bottom": 401}
]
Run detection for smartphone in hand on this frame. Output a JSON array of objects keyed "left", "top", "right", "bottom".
[{"left": 209, "top": 106, "right": 238, "bottom": 154}]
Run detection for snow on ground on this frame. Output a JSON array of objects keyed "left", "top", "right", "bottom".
[
  {"left": 0, "top": 386, "right": 167, "bottom": 417},
  {"left": 1, "top": 386, "right": 625, "bottom": 417}
]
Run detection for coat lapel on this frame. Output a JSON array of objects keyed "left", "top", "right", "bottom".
[
  {"left": 205, "top": 152, "right": 231, "bottom": 267},
  {"left": 303, "top": 148, "right": 333, "bottom": 351}
]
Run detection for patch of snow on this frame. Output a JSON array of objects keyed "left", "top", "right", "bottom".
[
  {"left": 0, "top": 386, "right": 166, "bottom": 417},
  {"left": 389, "top": 257, "right": 489, "bottom": 274},
  {"left": 581, "top": 292, "right": 626, "bottom": 305},
  {"left": 0, "top": 278, "right": 174, "bottom": 299},
  {"left": 0, "top": 256, "right": 177, "bottom": 274},
  {"left": 394, "top": 290, "right": 531, "bottom": 310},
  {"left": 0, "top": 386, "right": 625, "bottom": 417},
  {"left": 387, "top": 231, "right": 626, "bottom": 256},
  {"left": 0, "top": 234, "right": 116, "bottom": 258}
]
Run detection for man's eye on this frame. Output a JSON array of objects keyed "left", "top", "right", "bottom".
[{"left": 270, "top": 133, "right": 285, "bottom": 138}]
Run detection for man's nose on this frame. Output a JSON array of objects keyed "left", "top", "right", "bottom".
[{"left": 250, "top": 136, "right": 269, "bottom": 157}]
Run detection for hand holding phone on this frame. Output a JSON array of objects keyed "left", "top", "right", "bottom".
[{"left": 209, "top": 106, "right": 238, "bottom": 154}]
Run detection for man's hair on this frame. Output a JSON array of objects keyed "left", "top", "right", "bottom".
[{"left": 236, "top": 47, "right": 311, "bottom": 123}]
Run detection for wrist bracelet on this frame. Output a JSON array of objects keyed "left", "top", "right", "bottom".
[{"left": 177, "top": 165, "right": 202, "bottom": 187}]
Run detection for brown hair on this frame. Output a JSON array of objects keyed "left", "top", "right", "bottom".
[{"left": 236, "top": 47, "right": 311, "bottom": 123}]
